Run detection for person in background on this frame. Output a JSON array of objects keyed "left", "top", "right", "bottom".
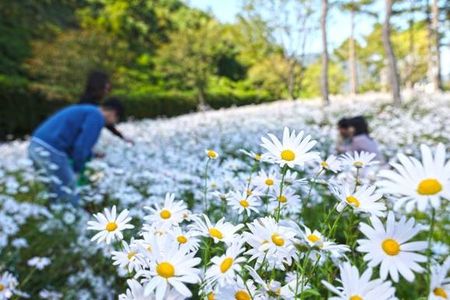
[
  {"left": 336, "top": 117, "right": 353, "bottom": 154},
  {"left": 28, "top": 99, "right": 124, "bottom": 206},
  {"left": 79, "top": 70, "right": 132, "bottom": 143},
  {"left": 336, "top": 116, "right": 382, "bottom": 161}
]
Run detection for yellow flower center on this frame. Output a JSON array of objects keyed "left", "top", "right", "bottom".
[
  {"left": 265, "top": 178, "right": 274, "bottom": 186},
  {"left": 207, "top": 292, "right": 215, "bottom": 300},
  {"left": 346, "top": 195, "right": 360, "bottom": 207},
  {"left": 281, "top": 149, "right": 296, "bottom": 161},
  {"left": 235, "top": 290, "right": 251, "bottom": 300},
  {"left": 207, "top": 150, "right": 218, "bottom": 159},
  {"left": 278, "top": 195, "right": 287, "bottom": 203},
  {"left": 156, "top": 261, "right": 175, "bottom": 278},
  {"left": 239, "top": 200, "right": 249, "bottom": 208},
  {"left": 382, "top": 238, "right": 400, "bottom": 256},
  {"left": 307, "top": 234, "right": 320, "bottom": 243},
  {"left": 271, "top": 233, "right": 285, "bottom": 246},
  {"left": 209, "top": 227, "right": 223, "bottom": 239},
  {"left": 159, "top": 209, "right": 171, "bottom": 219},
  {"left": 255, "top": 154, "right": 262, "bottom": 161},
  {"left": 417, "top": 178, "right": 443, "bottom": 196},
  {"left": 433, "top": 287, "right": 448, "bottom": 299},
  {"left": 220, "top": 257, "right": 234, "bottom": 273},
  {"left": 177, "top": 235, "right": 188, "bottom": 244},
  {"left": 127, "top": 251, "right": 136, "bottom": 260},
  {"left": 0, "top": 284, "right": 4, "bottom": 292},
  {"left": 321, "top": 161, "right": 329, "bottom": 169},
  {"left": 353, "top": 161, "right": 364, "bottom": 168},
  {"left": 349, "top": 296, "right": 363, "bottom": 300},
  {"left": 105, "top": 222, "right": 118, "bottom": 232}
]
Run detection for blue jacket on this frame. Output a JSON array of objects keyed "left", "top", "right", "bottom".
[{"left": 33, "top": 105, "right": 105, "bottom": 172}]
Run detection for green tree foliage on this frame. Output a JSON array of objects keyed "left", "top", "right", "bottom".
[
  {"left": 301, "top": 59, "right": 347, "bottom": 98},
  {"left": 0, "top": 0, "right": 448, "bottom": 138},
  {"left": 334, "top": 22, "right": 431, "bottom": 92}
]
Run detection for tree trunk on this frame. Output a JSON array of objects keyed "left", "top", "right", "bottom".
[
  {"left": 382, "top": 0, "right": 401, "bottom": 106},
  {"left": 406, "top": 10, "right": 415, "bottom": 89},
  {"left": 197, "top": 86, "right": 206, "bottom": 111},
  {"left": 349, "top": 8, "right": 358, "bottom": 95},
  {"left": 321, "top": 0, "right": 330, "bottom": 105},
  {"left": 427, "top": 0, "right": 442, "bottom": 91}
]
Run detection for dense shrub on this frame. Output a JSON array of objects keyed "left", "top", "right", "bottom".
[
  {"left": 0, "top": 76, "right": 69, "bottom": 140},
  {"left": 0, "top": 79, "right": 277, "bottom": 140},
  {"left": 206, "top": 89, "right": 273, "bottom": 109},
  {"left": 116, "top": 90, "right": 199, "bottom": 119}
]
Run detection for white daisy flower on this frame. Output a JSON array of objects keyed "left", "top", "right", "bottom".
[
  {"left": 192, "top": 215, "right": 243, "bottom": 245},
  {"left": 301, "top": 226, "right": 326, "bottom": 248},
  {"left": 299, "top": 225, "right": 349, "bottom": 258},
  {"left": 253, "top": 169, "right": 279, "bottom": 192},
  {"left": 0, "top": 271, "right": 18, "bottom": 300},
  {"left": 429, "top": 257, "right": 450, "bottom": 300},
  {"left": 87, "top": 205, "right": 134, "bottom": 244},
  {"left": 206, "top": 149, "right": 219, "bottom": 160},
  {"left": 357, "top": 212, "right": 427, "bottom": 282},
  {"left": 38, "top": 289, "right": 63, "bottom": 300},
  {"left": 27, "top": 257, "right": 51, "bottom": 270},
  {"left": 321, "top": 262, "right": 397, "bottom": 300},
  {"left": 331, "top": 183, "right": 386, "bottom": 217},
  {"left": 119, "top": 279, "right": 182, "bottom": 300},
  {"left": 240, "top": 149, "right": 263, "bottom": 162},
  {"left": 119, "top": 279, "right": 150, "bottom": 300},
  {"left": 211, "top": 190, "right": 233, "bottom": 204},
  {"left": 205, "top": 241, "right": 246, "bottom": 287},
  {"left": 244, "top": 217, "right": 297, "bottom": 270},
  {"left": 140, "top": 239, "right": 201, "bottom": 299},
  {"left": 320, "top": 155, "right": 342, "bottom": 173},
  {"left": 215, "top": 277, "right": 262, "bottom": 300},
  {"left": 283, "top": 170, "right": 308, "bottom": 189},
  {"left": 136, "top": 231, "right": 163, "bottom": 256},
  {"left": 340, "top": 151, "right": 378, "bottom": 169},
  {"left": 246, "top": 266, "right": 284, "bottom": 298},
  {"left": 261, "top": 127, "right": 319, "bottom": 168},
  {"left": 378, "top": 144, "right": 450, "bottom": 212},
  {"left": 167, "top": 227, "right": 200, "bottom": 253},
  {"left": 269, "top": 186, "right": 301, "bottom": 214},
  {"left": 144, "top": 193, "right": 189, "bottom": 228},
  {"left": 112, "top": 240, "right": 142, "bottom": 273},
  {"left": 228, "top": 189, "right": 261, "bottom": 216}
]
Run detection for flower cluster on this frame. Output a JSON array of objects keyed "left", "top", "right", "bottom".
[
  {"left": 1, "top": 94, "right": 449, "bottom": 299},
  {"left": 86, "top": 127, "right": 449, "bottom": 299}
]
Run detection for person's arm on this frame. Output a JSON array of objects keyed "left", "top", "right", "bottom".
[
  {"left": 106, "top": 124, "right": 124, "bottom": 139},
  {"left": 72, "top": 113, "right": 104, "bottom": 172},
  {"left": 106, "top": 124, "right": 134, "bottom": 144}
]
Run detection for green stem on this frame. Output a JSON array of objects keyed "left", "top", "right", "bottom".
[
  {"left": 299, "top": 249, "right": 312, "bottom": 299},
  {"left": 328, "top": 208, "right": 345, "bottom": 238},
  {"left": 355, "top": 167, "right": 361, "bottom": 190},
  {"left": 275, "top": 166, "right": 288, "bottom": 222},
  {"left": 426, "top": 208, "right": 436, "bottom": 290},
  {"left": 203, "top": 159, "right": 211, "bottom": 212},
  {"left": 305, "top": 169, "right": 323, "bottom": 204}
]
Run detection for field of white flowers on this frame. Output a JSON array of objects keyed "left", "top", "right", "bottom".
[{"left": 0, "top": 92, "right": 449, "bottom": 300}]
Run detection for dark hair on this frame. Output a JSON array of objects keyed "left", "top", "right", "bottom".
[
  {"left": 349, "top": 116, "right": 369, "bottom": 136},
  {"left": 337, "top": 118, "right": 350, "bottom": 128},
  {"left": 101, "top": 97, "right": 125, "bottom": 121},
  {"left": 80, "top": 71, "right": 110, "bottom": 104}
]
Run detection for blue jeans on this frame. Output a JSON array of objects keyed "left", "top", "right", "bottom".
[{"left": 28, "top": 138, "right": 80, "bottom": 206}]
